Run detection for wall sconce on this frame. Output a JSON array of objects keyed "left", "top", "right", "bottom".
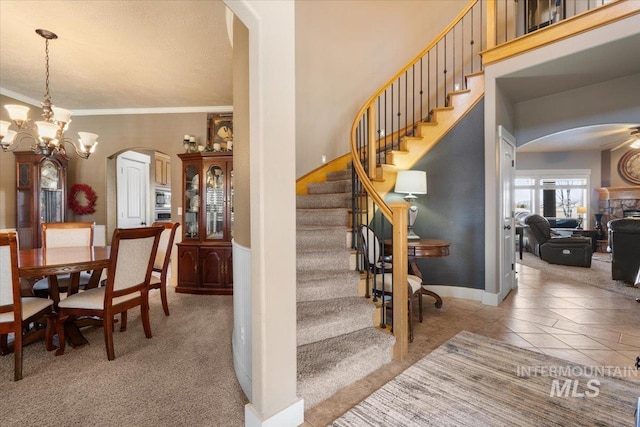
[{"left": 394, "top": 170, "right": 427, "bottom": 239}]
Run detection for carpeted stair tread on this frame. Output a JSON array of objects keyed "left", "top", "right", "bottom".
[
  {"left": 297, "top": 327, "right": 395, "bottom": 409},
  {"left": 296, "top": 192, "right": 351, "bottom": 209},
  {"left": 297, "top": 208, "right": 349, "bottom": 226},
  {"left": 297, "top": 270, "right": 360, "bottom": 302},
  {"left": 307, "top": 179, "right": 351, "bottom": 195},
  {"left": 326, "top": 169, "right": 352, "bottom": 181},
  {"left": 295, "top": 167, "right": 394, "bottom": 410},
  {"left": 297, "top": 226, "right": 349, "bottom": 251},
  {"left": 297, "top": 297, "right": 375, "bottom": 346},
  {"left": 296, "top": 248, "right": 351, "bottom": 271}
]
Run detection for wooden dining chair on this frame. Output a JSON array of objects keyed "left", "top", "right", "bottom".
[
  {"left": 149, "top": 222, "right": 180, "bottom": 316},
  {"left": 32, "top": 222, "right": 95, "bottom": 299},
  {"left": 56, "top": 226, "right": 162, "bottom": 360},
  {"left": 0, "top": 232, "right": 56, "bottom": 380}
]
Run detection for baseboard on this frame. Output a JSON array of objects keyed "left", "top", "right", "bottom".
[
  {"left": 245, "top": 399, "right": 304, "bottom": 427},
  {"left": 421, "top": 284, "right": 503, "bottom": 306}
]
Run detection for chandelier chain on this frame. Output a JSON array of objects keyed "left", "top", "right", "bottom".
[{"left": 44, "top": 38, "right": 51, "bottom": 102}]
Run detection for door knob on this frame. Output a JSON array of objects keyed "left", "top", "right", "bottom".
[{"left": 504, "top": 224, "right": 511, "bottom": 230}]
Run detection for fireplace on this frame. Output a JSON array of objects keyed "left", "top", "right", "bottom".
[{"left": 597, "top": 186, "right": 640, "bottom": 231}]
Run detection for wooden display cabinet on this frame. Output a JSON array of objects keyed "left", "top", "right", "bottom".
[
  {"left": 14, "top": 152, "right": 68, "bottom": 249},
  {"left": 176, "top": 152, "right": 233, "bottom": 294}
]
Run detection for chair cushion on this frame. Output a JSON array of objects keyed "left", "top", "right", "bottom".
[
  {"left": 371, "top": 273, "right": 423, "bottom": 294},
  {"left": 58, "top": 287, "right": 139, "bottom": 310},
  {"left": 0, "top": 297, "right": 53, "bottom": 323}
]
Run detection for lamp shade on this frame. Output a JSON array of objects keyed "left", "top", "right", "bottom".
[
  {"left": 577, "top": 206, "right": 587, "bottom": 214},
  {"left": 395, "top": 170, "right": 427, "bottom": 195}
]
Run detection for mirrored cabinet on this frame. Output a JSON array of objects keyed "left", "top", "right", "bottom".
[
  {"left": 14, "top": 151, "right": 68, "bottom": 249},
  {"left": 177, "top": 152, "right": 233, "bottom": 294}
]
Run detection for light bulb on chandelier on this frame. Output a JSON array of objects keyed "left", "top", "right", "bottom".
[{"left": 0, "top": 29, "right": 99, "bottom": 159}]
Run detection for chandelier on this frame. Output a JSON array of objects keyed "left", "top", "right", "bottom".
[{"left": 0, "top": 29, "right": 98, "bottom": 159}]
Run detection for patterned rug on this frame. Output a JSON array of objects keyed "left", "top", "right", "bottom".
[{"left": 332, "top": 331, "right": 639, "bottom": 427}]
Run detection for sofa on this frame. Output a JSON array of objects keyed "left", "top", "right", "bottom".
[
  {"left": 607, "top": 218, "right": 640, "bottom": 284},
  {"left": 523, "top": 214, "right": 592, "bottom": 267}
]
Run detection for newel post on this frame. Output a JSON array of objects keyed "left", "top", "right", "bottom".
[{"left": 390, "top": 202, "right": 409, "bottom": 361}]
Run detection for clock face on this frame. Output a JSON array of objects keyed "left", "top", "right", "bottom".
[{"left": 40, "top": 160, "right": 59, "bottom": 189}]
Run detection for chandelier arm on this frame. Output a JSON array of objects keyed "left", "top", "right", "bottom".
[
  {"left": 58, "top": 136, "right": 89, "bottom": 159},
  {"left": 1, "top": 130, "right": 40, "bottom": 152}
]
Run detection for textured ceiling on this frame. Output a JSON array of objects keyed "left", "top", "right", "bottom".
[{"left": 0, "top": 0, "right": 232, "bottom": 112}]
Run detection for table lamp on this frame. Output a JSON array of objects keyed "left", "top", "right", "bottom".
[
  {"left": 576, "top": 206, "right": 587, "bottom": 229},
  {"left": 395, "top": 170, "right": 427, "bottom": 239}
]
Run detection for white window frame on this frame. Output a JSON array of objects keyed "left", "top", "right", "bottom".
[{"left": 515, "top": 169, "right": 591, "bottom": 227}]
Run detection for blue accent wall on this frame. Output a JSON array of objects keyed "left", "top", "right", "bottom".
[{"left": 385, "top": 99, "right": 486, "bottom": 290}]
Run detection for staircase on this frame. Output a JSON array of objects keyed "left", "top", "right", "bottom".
[{"left": 296, "top": 169, "right": 395, "bottom": 409}]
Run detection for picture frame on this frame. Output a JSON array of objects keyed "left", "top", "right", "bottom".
[
  {"left": 525, "top": 0, "right": 564, "bottom": 33},
  {"left": 207, "top": 113, "right": 233, "bottom": 151}
]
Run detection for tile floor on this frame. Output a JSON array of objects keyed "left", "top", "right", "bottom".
[{"left": 303, "top": 260, "right": 640, "bottom": 426}]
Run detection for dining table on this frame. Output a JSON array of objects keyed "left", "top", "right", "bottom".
[{"left": 18, "top": 246, "right": 110, "bottom": 353}]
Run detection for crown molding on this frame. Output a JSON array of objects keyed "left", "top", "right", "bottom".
[{"left": 1, "top": 87, "right": 232, "bottom": 116}]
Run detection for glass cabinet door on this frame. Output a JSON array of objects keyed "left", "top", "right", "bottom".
[
  {"left": 206, "top": 164, "right": 225, "bottom": 239},
  {"left": 184, "top": 164, "right": 200, "bottom": 239},
  {"left": 40, "top": 159, "right": 63, "bottom": 223}
]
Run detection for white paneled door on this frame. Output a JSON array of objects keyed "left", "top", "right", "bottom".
[
  {"left": 499, "top": 126, "right": 516, "bottom": 302},
  {"left": 117, "top": 151, "right": 150, "bottom": 228}
]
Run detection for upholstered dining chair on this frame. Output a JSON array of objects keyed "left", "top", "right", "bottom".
[
  {"left": 56, "top": 226, "right": 162, "bottom": 360},
  {"left": 32, "top": 222, "right": 95, "bottom": 299},
  {"left": 0, "top": 232, "right": 55, "bottom": 380},
  {"left": 359, "top": 225, "right": 423, "bottom": 341},
  {"left": 149, "top": 222, "right": 180, "bottom": 316}
]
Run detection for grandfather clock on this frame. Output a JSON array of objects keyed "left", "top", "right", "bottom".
[{"left": 14, "top": 151, "right": 68, "bottom": 249}]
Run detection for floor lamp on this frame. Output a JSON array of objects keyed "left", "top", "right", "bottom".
[{"left": 395, "top": 170, "right": 427, "bottom": 239}]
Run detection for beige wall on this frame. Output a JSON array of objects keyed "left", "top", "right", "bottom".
[
  {"left": 233, "top": 15, "right": 250, "bottom": 248},
  {"left": 0, "top": 93, "right": 227, "bottom": 234},
  {"left": 294, "top": 1, "right": 465, "bottom": 176}
]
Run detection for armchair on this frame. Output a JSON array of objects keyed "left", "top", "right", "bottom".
[
  {"left": 523, "top": 214, "right": 592, "bottom": 267},
  {"left": 607, "top": 218, "right": 640, "bottom": 284}
]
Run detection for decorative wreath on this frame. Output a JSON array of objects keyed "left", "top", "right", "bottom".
[{"left": 69, "top": 183, "right": 98, "bottom": 215}]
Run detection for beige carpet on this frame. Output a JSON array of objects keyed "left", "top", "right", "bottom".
[
  {"left": 518, "top": 252, "right": 640, "bottom": 299},
  {"left": 332, "top": 331, "right": 640, "bottom": 426},
  {"left": 0, "top": 289, "right": 248, "bottom": 427}
]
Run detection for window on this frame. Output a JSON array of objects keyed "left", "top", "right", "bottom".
[{"left": 515, "top": 170, "right": 590, "bottom": 225}]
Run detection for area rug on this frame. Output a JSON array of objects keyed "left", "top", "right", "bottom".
[
  {"left": 331, "top": 331, "right": 639, "bottom": 427},
  {"left": 518, "top": 252, "right": 640, "bottom": 298}
]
